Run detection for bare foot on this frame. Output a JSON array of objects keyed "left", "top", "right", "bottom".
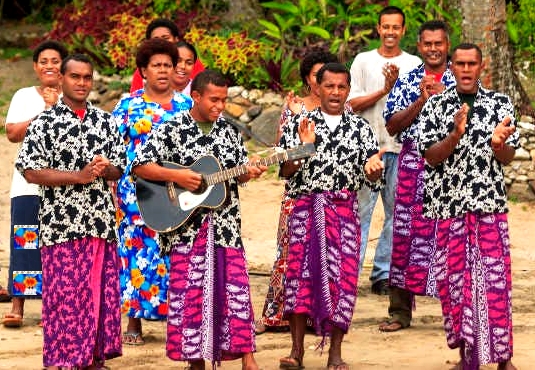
[
  {"left": 242, "top": 352, "right": 259, "bottom": 370},
  {"left": 497, "top": 360, "right": 517, "bottom": 370}
]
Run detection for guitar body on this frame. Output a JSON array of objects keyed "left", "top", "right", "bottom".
[
  {"left": 136, "top": 156, "right": 227, "bottom": 233},
  {"left": 136, "top": 144, "right": 315, "bottom": 233}
]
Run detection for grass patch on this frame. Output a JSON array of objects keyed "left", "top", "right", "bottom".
[{"left": 0, "top": 47, "right": 33, "bottom": 60}]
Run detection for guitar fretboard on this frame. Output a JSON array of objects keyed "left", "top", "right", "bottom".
[{"left": 204, "top": 151, "right": 288, "bottom": 186}]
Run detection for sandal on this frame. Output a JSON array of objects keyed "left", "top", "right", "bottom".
[
  {"left": 279, "top": 357, "right": 304, "bottom": 369},
  {"left": 2, "top": 313, "right": 23, "bottom": 328},
  {"left": 378, "top": 320, "right": 409, "bottom": 332},
  {"left": 327, "top": 361, "right": 349, "bottom": 370},
  {"left": 122, "top": 331, "right": 145, "bottom": 345}
]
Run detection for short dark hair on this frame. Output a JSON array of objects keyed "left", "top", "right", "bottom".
[
  {"left": 176, "top": 41, "right": 198, "bottom": 63},
  {"left": 300, "top": 50, "right": 338, "bottom": 87},
  {"left": 60, "top": 53, "right": 93, "bottom": 75},
  {"left": 452, "top": 42, "right": 483, "bottom": 62},
  {"left": 136, "top": 38, "right": 179, "bottom": 73},
  {"left": 418, "top": 20, "right": 450, "bottom": 41},
  {"left": 191, "top": 69, "right": 228, "bottom": 95},
  {"left": 378, "top": 6, "right": 405, "bottom": 26},
  {"left": 33, "top": 40, "right": 68, "bottom": 62},
  {"left": 145, "top": 18, "right": 180, "bottom": 40},
  {"left": 316, "top": 62, "right": 351, "bottom": 86}
]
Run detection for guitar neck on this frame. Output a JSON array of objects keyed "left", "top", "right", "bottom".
[{"left": 205, "top": 151, "right": 288, "bottom": 186}]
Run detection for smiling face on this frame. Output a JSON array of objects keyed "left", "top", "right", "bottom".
[
  {"left": 318, "top": 70, "right": 350, "bottom": 115},
  {"left": 33, "top": 48, "right": 62, "bottom": 87},
  {"left": 190, "top": 83, "right": 227, "bottom": 123},
  {"left": 141, "top": 54, "right": 174, "bottom": 93},
  {"left": 417, "top": 29, "right": 450, "bottom": 71},
  {"left": 451, "top": 48, "right": 483, "bottom": 94},
  {"left": 172, "top": 46, "right": 195, "bottom": 91},
  {"left": 377, "top": 13, "right": 405, "bottom": 52}
]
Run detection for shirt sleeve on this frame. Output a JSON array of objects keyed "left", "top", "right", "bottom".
[
  {"left": 15, "top": 116, "right": 49, "bottom": 174},
  {"left": 416, "top": 96, "right": 447, "bottom": 157},
  {"left": 347, "top": 55, "right": 366, "bottom": 101}
]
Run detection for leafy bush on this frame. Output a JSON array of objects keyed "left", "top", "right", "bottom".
[{"left": 507, "top": 0, "right": 535, "bottom": 65}]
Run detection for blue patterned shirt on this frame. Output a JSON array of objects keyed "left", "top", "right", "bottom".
[{"left": 383, "top": 63, "right": 457, "bottom": 143}]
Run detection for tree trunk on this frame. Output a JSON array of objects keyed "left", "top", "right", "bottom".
[
  {"left": 219, "top": 0, "right": 262, "bottom": 24},
  {"left": 459, "top": 0, "right": 532, "bottom": 115}
]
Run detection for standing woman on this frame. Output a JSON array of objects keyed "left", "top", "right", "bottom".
[
  {"left": 2, "top": 40, "right": 68, "bottom": 328},
  {"left": 171, "top": 41, "right": 197, "bottom": 95},
  {"left": 112, "top": 38, "right": 192, "bottom": 345},
  {"left": 256, "top": 50, "right": 338, "bottom": 335}
]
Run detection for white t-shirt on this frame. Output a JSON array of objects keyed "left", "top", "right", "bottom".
[
  {"left": 6, "top": 86, "right": 46, "bottom": 198},
  {"left": 348, "top": 49, "right": 421, "bottom": 153},
  {"left": 322, "top": 112, "right": 342, "bottom": 132}
]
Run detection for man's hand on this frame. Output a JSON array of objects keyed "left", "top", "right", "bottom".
[
  {"left": 382, "top": 63, "right": 399, "bottom": 93},
  {"left": 285, "top": 91, "right": 304, "bottom": 115},
  {"left": 174, "top": 169, "right": 203, "bottom": 192},
  {"left": 364, "top": 148, "right": 387, "bottom": 182},
  {"left": 491, "top": 116, "right": 515, "bottom": 151},
  {"left": 453, "top": 103, "right": 469, "bottom": 138},
  {"left": 298, "top": 117, "right": 316, "bottom": 144}
]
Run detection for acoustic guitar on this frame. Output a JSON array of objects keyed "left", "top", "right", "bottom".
[{"left": 136, "top": 143, "right": 315, "bottom": 232}]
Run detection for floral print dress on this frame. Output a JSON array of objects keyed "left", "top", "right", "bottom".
[{"left": 112, "top": 89, "right": 192, "bottom": 320}]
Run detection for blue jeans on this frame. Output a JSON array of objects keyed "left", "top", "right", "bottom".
[{"left": 358, "top": 152, "right": 398, "bottom": 284}]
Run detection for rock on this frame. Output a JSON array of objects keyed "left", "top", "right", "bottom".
[
  {"left": 514, "top": 148, "right": 531, "bottom": 160},
  {"left": 247, "top": 89, "right": 264, "bottom": 103},
  {"left": 256, "top": 91, "right": 284, "bottom": 106},
  {"left": 227, "top": 86, "right": 244, "bottom": 98},
  {"left": 249, "top": 106, "right": 283, "bottom": 146},
  {"left": 239, "top": 112, "right": 251, "bottom": 123},
  {"left": 225, "top": 102, "right": 245, "bottom": 118},
  {"left": 231, "top": 96, "right": 252, "bottom": 107},
  {"left": 247, "top": 105, "right": 262, "bottom": 119}
]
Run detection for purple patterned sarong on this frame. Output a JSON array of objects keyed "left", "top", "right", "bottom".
[
  {"left": 390, "top": 140, "right": 438, "bottom": 296},
  {"left": 166, "top": 216, "right": 255, "bottom": 364},
  {"left": 435, "top": 212, "right": 513, "bottom": 369},
  {"left": 283, "top": 190, "right": 360, "bottom": 336},
  {"left": 41, "top": 237, "right": 122, "bottom": 368}
]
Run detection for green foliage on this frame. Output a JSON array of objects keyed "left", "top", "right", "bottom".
[
  {"left": 507, "top": 0, "right": 535, "bottom": 64},
  {"left": 0, "top": 48, "right": 33, "bottom": 60},
  {"left": 388, "top": 0, "right": 462, "bottom": 55},
  {"left": 185, "top": 27, "right": 272, "bottom": 88}
]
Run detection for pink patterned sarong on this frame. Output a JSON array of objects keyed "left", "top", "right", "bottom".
[
  {"left": 283, "top": 190, "right": 360, "bottom": 336},
  {"left": 435, "top": 212, "right": 513, "bottom": 369},
  {"left": 390, "top": 140, "right": 438, "bottom": 296},
  {"left": 41, "top": 237, "right": 122, "bottom": 368},
  {"left": 166, "top": 217, "right": 255, "bottom": 364}
]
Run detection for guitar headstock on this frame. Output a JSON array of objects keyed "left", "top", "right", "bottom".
[{"left": 285, "top": 143, "right": 316, "bottom": 161}]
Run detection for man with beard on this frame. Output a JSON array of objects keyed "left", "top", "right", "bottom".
[{"left": 379, "top": 20, "right": 456, "bottom": 332}]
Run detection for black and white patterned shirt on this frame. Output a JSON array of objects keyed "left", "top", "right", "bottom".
[
  {"left": 15, "top": 98, "right": 126, "bottom": 246},
  {"left": 279, "top": 108, "right": 381, "bottom": 198},
  {"left": 132, "top": 112, "right": 248, "bottom": 251},
  {"left": 417, "top": 84, "right": 520, "bottom": 219}
]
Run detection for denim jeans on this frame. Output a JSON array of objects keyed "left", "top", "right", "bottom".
[{"left": 357, "top": 152, "right": 398, "bottom": 284}]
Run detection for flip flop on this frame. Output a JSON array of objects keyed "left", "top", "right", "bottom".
[
  {"left": 2, "top": 313, "right": 23, "bottom": 328},
  {"left": 279, "top": 356, "right": 304, "bottom": 369},
  {"left": 378, "top": 320, "right": 409, "bottom": 332},
  {"left": 122, "top": 331, "right": 145, "bottom": 345}
]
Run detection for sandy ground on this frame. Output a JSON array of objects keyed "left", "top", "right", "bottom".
[{"left": 0, "top": 60, "right": 534, "bottom": 370}]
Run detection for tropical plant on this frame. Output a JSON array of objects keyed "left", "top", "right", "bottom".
[{"left": 506, "top": 0, "right": 535, "bottom": 65}]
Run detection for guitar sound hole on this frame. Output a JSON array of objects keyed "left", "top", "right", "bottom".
[{"left": 193, "top": 178, "right": 208, "bottom": 194}]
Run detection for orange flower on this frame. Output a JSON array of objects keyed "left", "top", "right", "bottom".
[
  {"left": 156, "top": 263, "right": 167, "bottom": 277},
  {"left": 23, "top": 276, "right": 37, "bottom": 288},
  {"left": 149, "top": 285, "right": 159, "bottom": 296}
]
